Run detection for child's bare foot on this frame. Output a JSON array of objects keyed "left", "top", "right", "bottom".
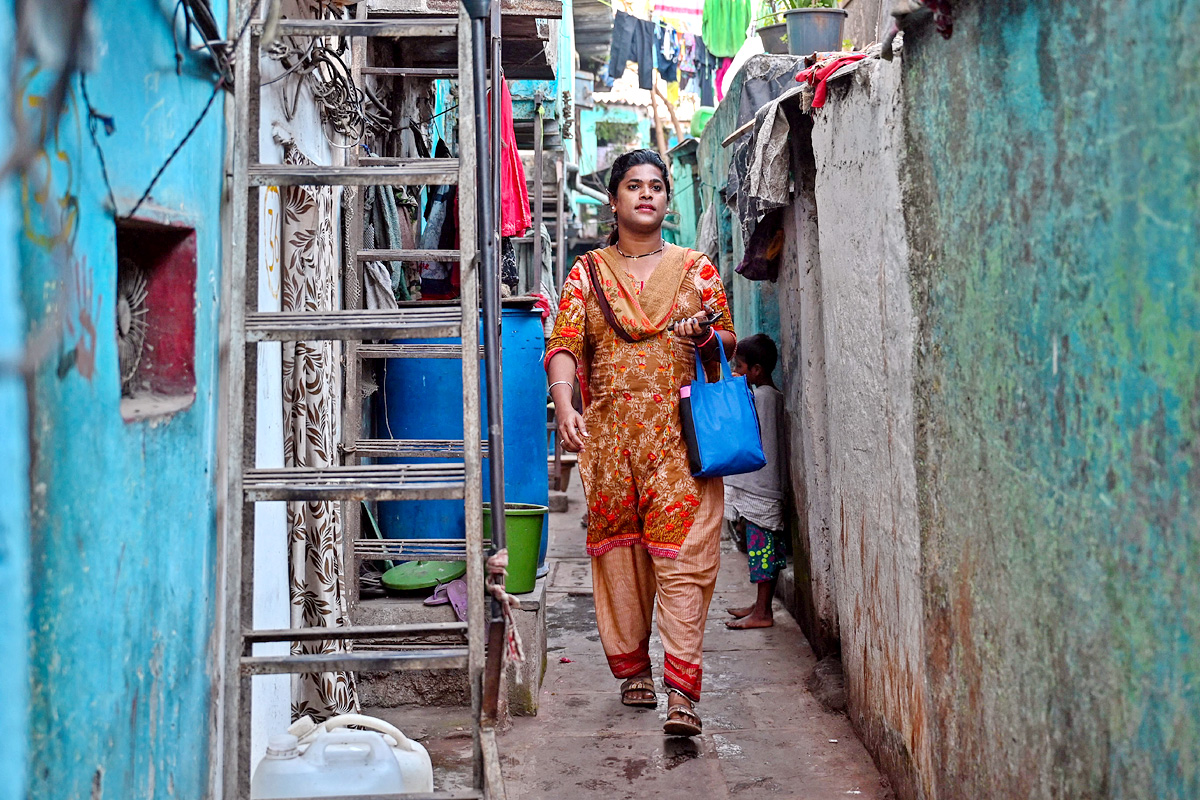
[
  {"left": 726, "top": 613, "right": 774, "bottom": 629},
  {"left": 726, "top": 604, "right": 755, "bottom": 618}
]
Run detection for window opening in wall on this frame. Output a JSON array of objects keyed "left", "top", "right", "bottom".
[{"left": 115, "top": 219, "right": 198, "bottom": 421}]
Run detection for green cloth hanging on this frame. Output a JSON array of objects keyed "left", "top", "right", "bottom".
[{"left": 702, "top": 0, "right": 751, "bottom": 58}]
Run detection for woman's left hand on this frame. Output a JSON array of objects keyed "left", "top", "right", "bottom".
[{"left": 672, "top": 307, "right": 715, "bottom": 340}]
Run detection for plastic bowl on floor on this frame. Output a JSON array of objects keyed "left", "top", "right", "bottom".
[{"left": 381, "top": 560, "right": 467, "bottom": 592}]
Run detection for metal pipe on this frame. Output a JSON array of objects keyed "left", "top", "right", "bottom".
[
  {"left": 464, "top": 0, "right": 507, "bottom": 733},
  {"left": 465, "top": 0, "right": 506, "bottom": 561}
]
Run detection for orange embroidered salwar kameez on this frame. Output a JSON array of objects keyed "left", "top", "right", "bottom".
[{"left": 545, "top": 244, "right": 733, "bottom": 701}]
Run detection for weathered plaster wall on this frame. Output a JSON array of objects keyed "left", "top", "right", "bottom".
[
  {"left": 903, "top": 1, "right": 1200, "bottom": 797},
  {"left": 0, "top": 4, "right": 31, "bottom": 800},
  {"left": 809, "top": 57, "right": 931, "bottom": 798},
  {"left": 16, "top": 2, "right": 227, "bottom": 797},
  {"left": 842, "top": 0, "right": 889, "bottom": 50},
  {"left": 776, "top": 110, "right": 839, "bottom": 657}
]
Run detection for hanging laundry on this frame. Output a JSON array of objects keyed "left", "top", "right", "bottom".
[
  {"left": 653, "top": 0, "right": 704, "bottom": 36},
  {"left": 421, "top": 188, "right": 460, "bottom": 300},
  {"left": 666, "top": 80, "right": 680, "bottom": 105},
  {"left": 422, "top": 139, "right": 461, "bottom": 300},
  {"left": 655, "top": 23, "right": 680, "bottom": 83},
  {"left": 418, "top": 185, "right": 455, "bottom": 296},
  {"left": 692, "top": 37, "right": 719, "bottom": 107},
  {"left": 488, "top": 79, "right": 532, "bottom": 237},
  {"left": 500, "top": 238, "right": 519, "bottom": 296},
  {"left": 679, "top": 32, "right": 698, "bottom": 74},
  {"left": 701, "top": 0, "right": 750, "bottom": 58},
  {"left": 660, "top": 24, "right": 681, "bottom": 63},
  {"left": 608, "top": 11, "right": 656, "bottom": 91},
  {"left": 364, "top": 185, "right": 416, "bottom": 301},
  {"left": 715, "top": 57, "right": 734, "bottom": 102}
]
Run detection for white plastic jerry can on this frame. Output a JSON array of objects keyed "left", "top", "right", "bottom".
[{"left": 251, "top": 730, "right": 405, "bottom": 799}]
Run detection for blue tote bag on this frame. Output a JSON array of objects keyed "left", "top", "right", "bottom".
[{"left": 678, "top": 343, "right": 767, "bottom": 478}]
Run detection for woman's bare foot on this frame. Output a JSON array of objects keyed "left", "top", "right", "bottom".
[
  {"left": 725, "top": 612, "right": 774, "bottom": 629},
  {"left": 726, "top": 604, "right": 755, "bottom": 619}
]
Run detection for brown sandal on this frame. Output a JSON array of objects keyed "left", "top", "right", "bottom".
[
  {"left": 620, "top": 677, "right": 658, "bottom": 708},
  {"left": 663, "top": 697, "right": 702, "bottom": 736}
]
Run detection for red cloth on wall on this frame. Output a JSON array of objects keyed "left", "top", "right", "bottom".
[
  {"left": 488, "top": 79, "right": 532, "bottom": 238},
  {"left": 795, "top": 53, "right": 868, "bottom": 109}
]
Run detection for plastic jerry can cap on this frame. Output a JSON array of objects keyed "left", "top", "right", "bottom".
[{"left": 265, "top": 734, "right": 300, "bottom": 759}]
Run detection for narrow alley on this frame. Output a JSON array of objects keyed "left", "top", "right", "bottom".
[
  {"left": 3, "top": 1, "right": 1198, "bottom": 799},
  {"left": 499, "top": 478, "right": 888, "bottom": 799},
  {"left": 366, "top": 477, "right": 889, "bottom": 799}
]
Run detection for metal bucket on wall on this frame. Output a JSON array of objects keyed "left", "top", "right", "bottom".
[
  {"left": 784, "top": 8, "right": 848, "bottom": 56},
  {"left": 376, "top": 305, "right": 550, "bottom": 571}
]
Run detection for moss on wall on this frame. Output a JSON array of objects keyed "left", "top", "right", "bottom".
[{"left": 904, "top": 1, "right": 1200, "bottom": 796}]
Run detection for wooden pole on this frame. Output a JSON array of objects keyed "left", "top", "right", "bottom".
[
  {"left": 654, "top": 79, "right": 684, "bottom": 142},
  {"left": 648, "top": 82, "right": 670, "bottom": 166}
]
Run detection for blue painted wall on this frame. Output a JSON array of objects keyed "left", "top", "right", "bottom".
[
  {"left": 15, "top": 1, "right": 226, "bottom": 797},
  {"left": 0, "top": 3, "right": 30, "bottom": 800},
  {"left": 903, "top": 1, "right": 1200, "bottom": 797}
]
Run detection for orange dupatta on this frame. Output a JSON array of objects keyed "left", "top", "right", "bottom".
[{"left": 586, "top": 244, "right": 692, "bottom": 341}]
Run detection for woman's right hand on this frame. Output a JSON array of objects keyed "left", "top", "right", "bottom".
[{"left": 557, "top": 406, "right": 588, "bottom": 452}]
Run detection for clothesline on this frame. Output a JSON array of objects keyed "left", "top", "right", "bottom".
[{"left": 593, "top": 0, "right": 692, "bottom": 30}]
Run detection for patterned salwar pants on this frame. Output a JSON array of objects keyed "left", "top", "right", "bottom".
[{"left": 590, "top": 479, "right": 722, "bottom": 702}]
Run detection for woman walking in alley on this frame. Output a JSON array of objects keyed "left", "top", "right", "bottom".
[{"left": 544, "top": 149, "right": 734, "bottom": 737}]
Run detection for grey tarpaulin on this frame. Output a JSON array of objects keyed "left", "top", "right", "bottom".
[
  {"left": 736, "top": 54, "right": 807, "bottom": 127},
  {"left": 746, "top": 86, "right": 800, "bottom": 213},
  {"left": 724, "top": 84, "right": 803, "bottom": 272}
]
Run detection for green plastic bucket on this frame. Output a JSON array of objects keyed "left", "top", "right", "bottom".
[{"left": 483, "top": 503, "right": 547, "bottom": 594}]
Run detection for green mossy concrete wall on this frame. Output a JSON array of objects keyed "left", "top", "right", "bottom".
[{"left": 904, "top": 1, "right": 1200, "bottom": 796}]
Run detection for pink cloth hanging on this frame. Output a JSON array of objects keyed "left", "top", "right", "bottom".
[
  {"left": 714, "top": 57, "right": 733, "bottom": 102},
  {"left": 488, "top": 79, "right": 532, "bottom": 238}
]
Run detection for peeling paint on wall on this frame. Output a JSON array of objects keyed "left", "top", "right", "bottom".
[
  {"left": 14, "top": 1, "right": 228, "bottom": 797},
  {"left": 808, "top": 56, "right": 932, "bottom": 799},
  {"left": 1, "top": 3, "right": 32, "bottom": 799}
]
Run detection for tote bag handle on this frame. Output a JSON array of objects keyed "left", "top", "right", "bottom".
[{"left": 692, "top": 334, "right": 733, "bottom": 384}]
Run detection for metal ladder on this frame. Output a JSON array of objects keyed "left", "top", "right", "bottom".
[{"left": 220, "top": 1, "right": 506, "bottom": 797}]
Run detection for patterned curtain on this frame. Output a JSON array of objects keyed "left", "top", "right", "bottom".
[{"left": 280, "top": 143, "right": 360, "bottom": 721}]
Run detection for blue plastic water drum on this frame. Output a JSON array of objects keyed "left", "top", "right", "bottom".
[{"left": 376, "top": 306, "right": 550, "bottom": 569}]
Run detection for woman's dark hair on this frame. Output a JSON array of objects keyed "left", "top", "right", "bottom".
[
  {"left": 734, "top": 333, "right": 778, "bottom": 376},
  {"left": 605, "top": 149, "right": 672, "bottom": 246}
]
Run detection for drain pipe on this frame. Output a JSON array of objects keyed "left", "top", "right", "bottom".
[
  {"left": 463, "top": 0, "right": 508, "bottom": 728},
  {"left": 567, "top": 163, "right": 608, "bottom": 204}
]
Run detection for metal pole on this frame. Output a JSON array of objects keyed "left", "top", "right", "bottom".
[
  {"left": 533, "top": 91, "right": 544, "bottom": 295},
  {"left": 463, "top": 0, "right": 508, "bottom": 729},
  {"left": 463, "top": 0, "right": 506, "bottom": 555}
]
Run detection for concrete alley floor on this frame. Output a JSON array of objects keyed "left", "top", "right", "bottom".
[{"left": 497, "top": 477, "right": 890, "bottom": 800}]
